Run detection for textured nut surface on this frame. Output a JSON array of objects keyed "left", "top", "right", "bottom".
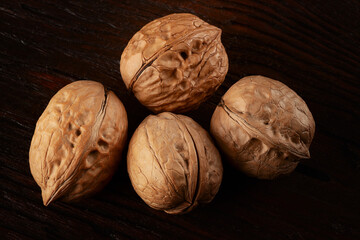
[
  {"left": 127, "top": 112, "right": 222, "bottom": 214},
  {"left": 120, "top": 13, "right": 228, "bottom": 113},
  {"left": 210, "top": 76, "right": 315, "bottom": 179},
  {"left": 29, "top": 81, "right": 128, "bottom": 205}
]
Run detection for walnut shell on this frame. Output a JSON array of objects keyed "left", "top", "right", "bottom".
[
  {"left": 210, "top": 76, "right": 315, "bottom": 179},
  {"left": 127, "top": 112, "right": 223, "bottom": 214},
  {"left": 29, "top": 81, "right": 128, "bottom": 205},
  {"left": 120, "top": 13, "right": 228, "bottom": 113}
]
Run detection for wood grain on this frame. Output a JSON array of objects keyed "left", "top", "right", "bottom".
[{"left": 1, "top": 0, "right": 359, "bottom": 239}]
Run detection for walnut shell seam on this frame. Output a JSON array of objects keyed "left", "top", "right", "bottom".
[
  {"left": 128, "top": 26, "right": 222, "bottom": 91},
  {"left": 218, "top": 99, "right": 310, "bottom": 159}
]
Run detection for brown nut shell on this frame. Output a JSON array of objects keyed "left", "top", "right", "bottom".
[
  {"left": 127, "top": 112, "right": 223, "bottom": 214},
  {"left": 210, "top": 76, "right": 315, "bottom": 179},
  {"left": 29, "top": 81, "right": 128, "bottom": 205},
  {"left": 120, "top": 13, "right": 228, "bottom": 113}
]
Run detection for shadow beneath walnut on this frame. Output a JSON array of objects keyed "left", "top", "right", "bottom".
[{"left": 215, "top": 160, "right": 256, "bottom": 201}]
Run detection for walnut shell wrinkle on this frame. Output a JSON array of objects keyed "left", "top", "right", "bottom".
[
  {"left": 120, "top": 13, "right": 228, "bottom": 113},
  {"left": 29, "top": 80, "right": 128, "bottom": 205},
  {"left": 210, "top": 76, "right": 315, "bottom": 179},
  {"left": 127, "top": 112, "right": 223, "bottom": 214}
]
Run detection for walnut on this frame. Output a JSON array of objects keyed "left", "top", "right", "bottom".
[
  {"left": 127, "top": 112, "right": 223, "bottom": 214},
  {"left": 120, "top": 13, "right": 228, "bottom": 113},
  {"left": 210, "top": 76, "right": 315, "bottom": 179},
  {"left": 29, "top": 81, "right": 128, "bottom": 205}
]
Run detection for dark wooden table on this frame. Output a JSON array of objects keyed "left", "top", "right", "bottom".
[{"left": 1, "top": 1, "right": 360, "bottom": 239}]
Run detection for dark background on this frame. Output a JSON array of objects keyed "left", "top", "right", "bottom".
[{"left": 1, "top": 0, "right": 359, "bottom": 239}]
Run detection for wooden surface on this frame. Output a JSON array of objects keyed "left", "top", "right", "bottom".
[{"left": 1, "top": 0, "right": 360, "bottom": 239}]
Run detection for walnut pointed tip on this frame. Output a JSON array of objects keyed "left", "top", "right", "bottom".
[
  {"left": 43, "top": 199, "right": 51, "bottom": 206},
  {"left": 41, "top": 189, "right": 54, "bottom": 206},
  {"left": 298, "top": 148, "right": 311, "bottom": 159}
]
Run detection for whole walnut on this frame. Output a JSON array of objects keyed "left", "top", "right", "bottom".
[
  {"left": 29, "top": 81, "right": 128, "bottom": 205},
  {"left": 210, "top": 76, "right": 315, "bottom": 179},
  {"left": 120, "top": 13, "right": 228, "bottom": 113},
  {"left": 127, "top": 112, "right": 223, "bottom": 214}
]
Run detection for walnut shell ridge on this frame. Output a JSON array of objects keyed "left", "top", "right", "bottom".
[
  {"left": 127, "top": 112, "right": 223, "bottom": 214},
  {"left": 210, "top": 76, "right": 315, "bottom": 179},
  {"left": 29, "top": 81, "right": 128, "bottom": 205},
  {"left": 120, "top": 13, "right": 228, "bottom": 113}
]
